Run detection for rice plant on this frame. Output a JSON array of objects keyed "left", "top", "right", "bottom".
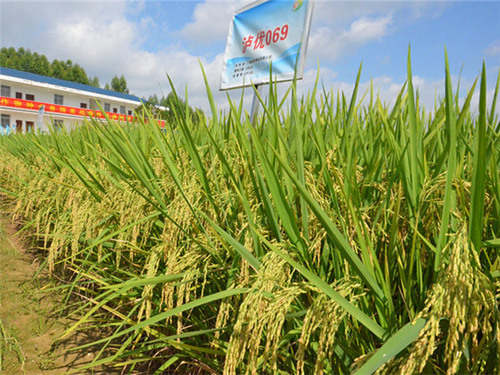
[{"left": 0, "top": 50, "right": 498, "bottom": 374}]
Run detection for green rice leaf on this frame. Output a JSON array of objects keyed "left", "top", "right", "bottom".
[
  {"left": 469, "top": 63, "right": 488, "bottom": 252},
  {"left": 270, "top": 145, "right": 386, "bottom": 301},
  {"left": 353, "top": 318, "right": 426, "bottom": 374}
]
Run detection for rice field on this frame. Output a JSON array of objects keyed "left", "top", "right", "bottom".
[{"left": 0, "top": 53, "right": 499, "bottom": 374}]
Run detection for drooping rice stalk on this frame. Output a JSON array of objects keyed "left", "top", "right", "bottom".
[{"left": 0, "top": 50, "right": 498, "bottom": 374}]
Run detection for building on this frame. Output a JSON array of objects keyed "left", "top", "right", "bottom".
[{"left": 0, "top": 67, "right": 154, "bottom": 134}]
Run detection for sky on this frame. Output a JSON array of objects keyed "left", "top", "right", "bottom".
[{"left": 1, "top": 0, "right": 499, "bottom": 114}]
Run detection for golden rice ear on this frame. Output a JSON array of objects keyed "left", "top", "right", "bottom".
[
  {"left": 382, "top": 226, "right": 497, "bottom": 374},
  {"left": 224, "top": 251, "right": 294, "bottom": 375},
  {"left": 0, "top": 57, "right": 497, "bottom": 374},
  {"left": 297, "top": 279, "right": 363, "bottom": 375}
]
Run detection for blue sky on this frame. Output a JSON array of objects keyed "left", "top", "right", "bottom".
[{"left": 1, "top": 0, "right": 499, "bottom": 113}]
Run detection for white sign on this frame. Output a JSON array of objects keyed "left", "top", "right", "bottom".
[
  {"left": 36, "top": 105, "right": 45, "bottom": 132},
  {"left": 220, "top": 0, "right": 313, "bottom": 90}
]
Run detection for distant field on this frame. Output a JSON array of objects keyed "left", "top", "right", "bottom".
[{"left": 0, "top": 54, "right": 499, "bottom": 374}]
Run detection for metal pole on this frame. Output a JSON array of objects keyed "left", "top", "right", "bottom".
[{"left": 250, "top": 84, "right": 264, "bottom": 126}]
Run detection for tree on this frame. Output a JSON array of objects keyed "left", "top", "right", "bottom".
[
  {"left": 0, "top": 47, "right": 20, "bottom": 69},
  {"left": 89, "top": 76, "right": 100, "bottom": 88},
  {"left": 19, "top": 48, "right": 34, "bottom": 72},
  {"left": 51, "top": 59, "right": 67, "bottom": 80},
  {"left": 141, "top": 92, "right": 206, "bottom": 127},
  {"left": 0, "top": 47, "right": 52, "bottom": 77},
  {"left": 109, "top": 75, "right": 129, "bottom": 94},
  {"left": 1, "top": 47, "right": 92, "bottom": 86},
  {"left": 147, "top": 94, "right": 159, "bottom": 105},
  {"left": 34, "top": 53, "right": 52, "bottom": 76},
  {"left": 67, "top": 63, "right": 90, "bottom": 85}
]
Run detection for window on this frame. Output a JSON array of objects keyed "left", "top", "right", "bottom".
[
  {"left": 104, "top": 103, "right": 110, "bottom": 112},
  {"left": 26, "top": 94, "right": 35, "bottom": 101},
  {"left": 54, "top": 94, "right": 64, "bottom": 105},
  {"left": 1, "top": 114, "right": 10, "bottom": 127},
  {"left": 16, "top": 92, "right": 23, "bottom": 99},
  {"left": 128, "top": 110, "right": 132, "bottom": 116},
  {"left": 26, "top": 121, "right": 34, "bottom": 133},
  {"left": 15, "top": 120, "right": 23, "bottom": 133},
  {"left": 80, "top": 103, "right": 87, "bottom": 109},
  {"left": 1, "top": 85, "right": 11, "bottom": 97},
  {"left": 1, "top": 114, "right": 11, "bottom": 135},
  {"left": 113, "top": 108, "right": 117, "bottom": 113},
  {"left": 53, "top": 119, "right": 64, "bottom": 130},
  {"left": 120, "top": 106, "right": 126, "bottom": 115}
]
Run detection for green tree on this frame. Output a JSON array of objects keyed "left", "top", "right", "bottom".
[
  {"left": 89, "top": 76, "right": 100, "bottom": 88},
  {"left": 51, "top": 59, "right": 67, "bottom": 80},
  {"left": 136, "top": 94, "right": 160, "bottom": 118},
  {"left": 147, "top": 92, "right": 205, "bottom": 126},
  {"left": 1, "top": 47, "right": 51, "bottom": 76},
  {"left": 109, "top": 75, "right": 129, "bottom": 94},
  {"left": 147, "top": 94, "right": 159, "bottom": 105},
  {"left": 0, "top": 47, "right": 20, "bottom": 69},
  {"left": 67, "top": 64, "right": 90, "bottom": 85},
  {"left": 36, "top": 53, "right": 52, "bottom": 76},
  {"left": 19, "top": 48, "right": 33, "bottom": 72}
]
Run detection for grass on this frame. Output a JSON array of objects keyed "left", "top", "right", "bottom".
[
  {"left": 0, "top": 218, "right": 26, "bottom": 373},
  {"left": 0, "top": 318, "right": 26, "bottom": 373},
  {"left": 0, "top": 50, "right": 499, "bottom": 374}
]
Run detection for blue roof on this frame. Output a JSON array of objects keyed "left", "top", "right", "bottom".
[{"left": 0, "top": 67, "right": 143, "bottom": 103}]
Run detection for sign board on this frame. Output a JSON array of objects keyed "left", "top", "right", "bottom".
[
  {"left": 220, "top": 0, "right": 313, "bottom": 90},
  {"left": 36, "top": 105, "right": 45, "bottom": 131}
]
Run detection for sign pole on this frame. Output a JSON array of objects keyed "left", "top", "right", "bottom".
[{"left": 250, "top": 84, "right": 263, "bottom": 126}]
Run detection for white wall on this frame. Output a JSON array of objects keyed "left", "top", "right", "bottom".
[
  {"left": 1, "top": 76, "right": 142, "bottom": 134},
  {"left": 0, "top": 110, "right": 84, "bottom": 133},
  {"left": 1, "top": 78, "right": 140, "bottom": 117}
]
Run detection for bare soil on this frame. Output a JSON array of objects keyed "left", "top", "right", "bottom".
[{"left": 0, "top": 215, "right": 102, "bottom": 374}]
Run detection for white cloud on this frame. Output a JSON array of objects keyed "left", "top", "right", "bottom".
[
  {"left": 485, "top": 41, "right": 500, "bottom": 56},
  {"left": 305, "top": 0, "right": 451, "bottom": 66},
  {"left": 0, "top": 1, "right": 131, "bottom": 63},
  {"left": 1, "top": 0, "right": 496, "bottom": 117},
  {"left": 346, "top": 16, "right": 392, "bottom": 43},
  {"left": 308, "top": 15, "right": 392, "bottom": 62},
  {"left": 312, "top": 1, "right": 393, "bottom": 26},
  {"left": 47, "top": 18, "right": 137, "bottom": 68},
  {"left": 0, "top": 0, "right": 230, "bottom": 110},
  {"left": 45, "top": 14, "right": 227, "bottom": 109},
  {"left": 179, "top": 0, "right": 243, "bottom": 44},
  {"left": 312, "top": 0, "right": 448, "bottom": 25}
]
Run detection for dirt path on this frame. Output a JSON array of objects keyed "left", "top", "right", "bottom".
[{"left": 0, "top": 215, "right": 99, "bottom": 374}]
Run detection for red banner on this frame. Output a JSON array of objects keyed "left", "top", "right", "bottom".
[
  {"left": 1, "top": 96, "right": 132, "bottom": 122},
  {"left": 0, "top": 96, "right": 165, "bottom": 127}
]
